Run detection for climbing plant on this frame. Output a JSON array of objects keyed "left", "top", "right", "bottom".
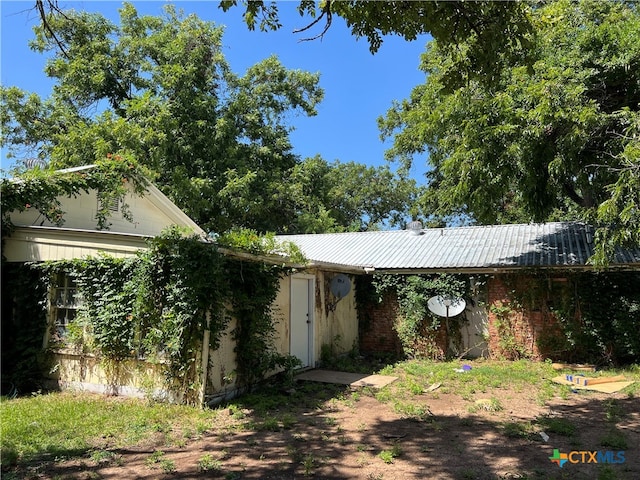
[
  {"left": 29, "top": 227, "right": 296, "bottom": 404},
  {"left": 0, "top": 263, "right": 49, "bottom": 394},
  {"left": 363, "top": 273, "right": 470, "bottom": 359},
  {"left": 547, "top": 272, "right": 640, "bottom": 365},
  {"left": 1, "top": 156, "right": 150, "bottom": 238},
  {"left": 225, "top": 259, "right": 298, "bottom": 388},
  {"left": 2, "top": 166, "right": 304, "bottom": 402}
]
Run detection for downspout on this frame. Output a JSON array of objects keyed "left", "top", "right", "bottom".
[{"left": 198, "top": 310, "right": 211, "bottom": 407}]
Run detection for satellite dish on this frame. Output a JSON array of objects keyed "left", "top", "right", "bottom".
[
  {"left": 330, "top": 274, "right": 351, "bottom": 300},
  {"left": 428, "top": 295, "right": 466, "bottom": 318}
]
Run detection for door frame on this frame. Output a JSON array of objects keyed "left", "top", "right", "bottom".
[{"left": 290, "top": 273, "right": 315, "bottom": 368}]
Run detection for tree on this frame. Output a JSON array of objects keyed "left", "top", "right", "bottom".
[
  {"left": 277, "top": 155, "right": 419, "bottom": 233},
  {"left": 379, "top": 0, "right": 640, "bottom": 261},
  {"left": 220, "top": 0, "right": 532, "bottom": 87},
  {"left": 2, "top": 3, "right": 417, "bottom": 234},
  {"left": 32, "top": 1, "right": 532, "bottom": 89}
]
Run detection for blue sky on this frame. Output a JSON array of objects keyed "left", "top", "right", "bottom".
[{"left": 1, "top": 1, "right": 430, "bottom": 181}]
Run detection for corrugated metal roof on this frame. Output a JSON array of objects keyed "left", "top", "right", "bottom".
[{"left": 276, "top": 222, "right": 640, "bottom": 272}]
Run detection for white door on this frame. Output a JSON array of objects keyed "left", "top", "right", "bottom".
[{"left": 290, "top": 276, "right": 313, "bottom": 368}]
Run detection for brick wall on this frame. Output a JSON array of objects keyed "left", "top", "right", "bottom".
[
  {"left": 487, "top": 275, "right": 562, "bottom": 360},
  {"left": 359, "top": 290, "right": 404, "bottom": 355},
  {"left": 359, "top": 289, "right": 448, "bottom": 358},
  {"left": 359, "top": 275, "right": 564, "bottom": 360}
]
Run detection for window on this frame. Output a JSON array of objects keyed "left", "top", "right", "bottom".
[{"left": 51, "top": 272, "right": 81, "bottom": 338}]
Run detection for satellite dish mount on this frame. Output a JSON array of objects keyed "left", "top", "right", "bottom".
[{"left": 328, "top": 274, "right": 351, "bottom": 312}]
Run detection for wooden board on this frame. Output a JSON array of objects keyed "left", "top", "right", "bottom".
[
  {"left": 551, "top": 375, "right": 634, "bottom": 393},
  {"left": 295, "top": 369, "right": 398, "bottom": 388},
  {"left": 552, "top": 363, "right": 596, "bottom": 372}
]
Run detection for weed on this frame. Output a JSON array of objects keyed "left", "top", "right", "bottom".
[
  {"left": 197, "top": 453, "right": 222, "bottom": 472},
  {"left": 501, "top": 421, "right": 536, "bottom": 439},
  {"left": 286, "top": 444, "right": 302, "bottom": 462},
  {"left": 324, "top": 416, "right": 338, "bottom": 427},
  {"left": 89, "top": 449, "right": 122, "bottom": 466},
  {"left": 600, "top": 429, "right": 628, "bottom": 450},
  {"left": 536, "top": 416, "right": 576, "bottom": 437},
  {"left": 145, "top": 449, "right": 166, "bottom": 468},
  {"left": 405, "top": 378, "right": 424, "bottom": 395},
  {"left": 302, "top": 454, "right": 316, "bottom": 476},
  {"left": 257, "top": 416, "right": 280, "bottom": 432},
  {"left": 280, "top": 413, "right": 297, "bottom": 429},
  {"left": 392, "top": 401, "right": 432, "bottom": 421},
  {"left": 160, "top": 459, "right": 176, "bottom": 473},
  {"left": 378, "top": 450, "right": 395, "bottom": 464},
  {"left": 459, "top": 416, "right": 474, "bottom": 427},
  {"left": 603, "top": 399, "right": 625, "bottom": 423},
  {"left": 378, "top": 443, "right": 402, "bottom": 464},
  {"left": 468, "top": 397, "right": 503, "bottom": 413}
]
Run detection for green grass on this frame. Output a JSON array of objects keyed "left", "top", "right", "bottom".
[
  {"left": 3, "top": 360, "right": 639, "bottom": 472},
  {"left": 375, "top": 358, "right": 565, "bottom": 408},
  {"left": 0, "top": 391, "right": 221, "bottom": 468}
]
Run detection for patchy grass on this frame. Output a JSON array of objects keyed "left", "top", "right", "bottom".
[
  {"left": 0, "top": 391, "right": 223, "bottom": 468},
  {"left": 2, "top": 359, "right": 639, "bottom": 477},
  {"left": 536, "top": 415, "right": 577, "bottom": 437}
]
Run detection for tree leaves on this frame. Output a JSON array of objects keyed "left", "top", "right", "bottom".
[
  {"left": 3, "top": 3, "right": 417, "bottom": 234},
  {"left": 380, "top": 0, "right": 640, "bottom": 258}
]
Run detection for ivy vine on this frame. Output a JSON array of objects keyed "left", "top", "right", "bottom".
[
  {"left": 30, "top": 227, "right": 296, "bottom": 404},
  {"left": 364, "top": 273, "right": 470, "bottom": 359},
  {"left": 1, "top": 156, "right": 150, "bottom": 238},
  {"left": 2, "top": 164, "right": 304, "bottom": 402}
]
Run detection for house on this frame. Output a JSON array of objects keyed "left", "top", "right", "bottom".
[
  {"left": 1, "top": 166, "right": 359, "bottom": 403},
  {"left": 276, "top": 223, "right": 640, "bottom": 362}
]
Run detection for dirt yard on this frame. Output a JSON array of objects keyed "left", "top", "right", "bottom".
[{"left": 11, "top": 366, "right": 640, "bottom": 480}]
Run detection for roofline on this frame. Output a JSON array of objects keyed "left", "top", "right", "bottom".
[{"left": 361, "top": 264, "right": 640, "bottom": 275}]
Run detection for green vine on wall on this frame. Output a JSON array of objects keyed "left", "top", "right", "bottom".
[
  {"left": 489, "top": 301, "right": 530, "bottom": 360},
  {"left": 2, "top": 166, "right": 305, "bottom": 402},
  {"left": 366, "top": 273, "right": 470, "bottom": 359},
  {"left": 33, "top": 227, "right": 294, "bottom": 404},
  {"left": 0, "top": 263, "right": 49, "bottom": 393}
]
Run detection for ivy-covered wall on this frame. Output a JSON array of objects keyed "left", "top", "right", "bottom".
[
  {"left": 1, "top": 263, "right": 49, "bottom": 394},
  {"left": 487, "top": 272, "right": 640, "bottom": 364},
  {"left": 356, "top": 273, "right": 472, "bottom": 360},
  {"left": 357, "top": 270, "right": 640, "bottom": 365},
  {"left": 0, "top": 229, "right": 305, "bottom": 404}
]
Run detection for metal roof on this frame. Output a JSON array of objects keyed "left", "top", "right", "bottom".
[{"left": 276, "top": 222, "right": 640, "bottom": 273}]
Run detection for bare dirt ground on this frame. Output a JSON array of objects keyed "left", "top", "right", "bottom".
[{"left": 11, "top": 376, "right": 640, "bottom": 480}]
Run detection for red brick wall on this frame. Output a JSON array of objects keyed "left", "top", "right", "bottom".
[
  {"left": 359, "top": 290, "right": 448, "bottom": 358},
  {"left": 360, "top": 275, "right": 564, "bottom": 360},
  {"left": 487, "top": 276, "right": 562, "bottom": 360},
  {"left": 359, "top": 290, "right": 404, "bottom": 355}
]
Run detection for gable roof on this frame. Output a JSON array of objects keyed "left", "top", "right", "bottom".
[
  {"left": 3, "top": 165, "right": 206, "bottom": 262},
  {"left": 277, "top": 222, "right": 640, "bottom": 274}
]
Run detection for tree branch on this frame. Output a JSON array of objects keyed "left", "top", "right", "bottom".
[
  {"left": 35, "top": 0, "right": 70, "bottom": 59},
  {"left": 293, "top": 0, "right": 332, "bottom": 43}
]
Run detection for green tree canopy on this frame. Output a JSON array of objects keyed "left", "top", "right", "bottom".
[
  {"left": 379, "top": 0, "right": 640, "bottom": 262},
  {"left": 220, "top": 0, "right": 533, "bottom": 87},
  {"left": 2, "top": 3, "right": 417, "bottom": 234}
]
